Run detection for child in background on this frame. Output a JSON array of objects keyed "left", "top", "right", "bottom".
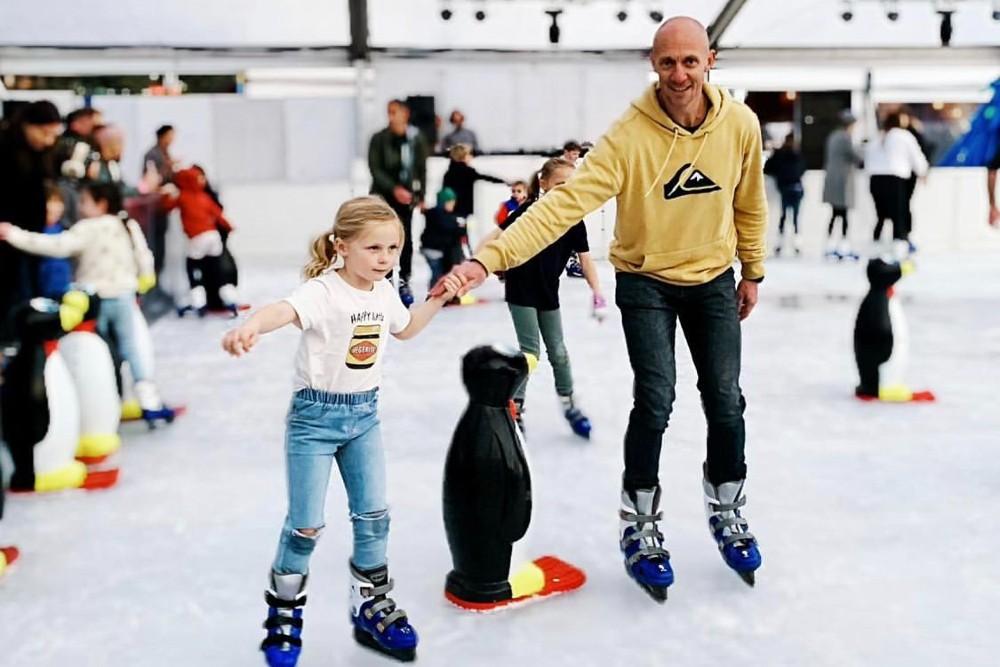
[
  {"left": 763, "top": 132, "right": 806, "bottom": 256},
  {"left": 222, "top": 195, "right": 466, "bottom": 666},
  {"left": 495, "top": 180, "right": 528, "bottom": 226},
  {"left": 442, "top": 143, "right": 507, "bottom": 221},
  {"left": 478, "top": 158, "right": 606, "bottom": 437},
  {"left": 37, "top": 183, "right": 73, "bottom": 300},
  {"left": 420, "top": 187, "right": 467, "bottom": 295},
  {"left": 0, "top": 181, "right": 175, "bottom": 426},
  {"left": 161, "top": 166, "right": 238, "bottom": 315}
]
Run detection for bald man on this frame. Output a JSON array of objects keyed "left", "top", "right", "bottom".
[{"left": 445, "top": 17, "right": 766, "bottom": 597}]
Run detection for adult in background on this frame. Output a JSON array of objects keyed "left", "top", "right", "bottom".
[
  {"left": 143, "top": 125, "right": 177, "bottom": 275},
  {"left": 441, "top": 109, "right": 480, "bottom": 154},
  {"left": 0, "top": 101, "right": 62, "bottom": 337},
  {"left": 368, "top": 99, "right": 429, "bottom": 306},
  {"left": 866, "top": 112, "right": 928, "bottom": 250},
  {"left": 443, "top": 16, "right": 767, "bottom": 597},
  {"left": 822, "top": 109, "right": 865, "bottom": 259},
  {"left": 55, "top": 107, "right": 102, "bottom": 221}
]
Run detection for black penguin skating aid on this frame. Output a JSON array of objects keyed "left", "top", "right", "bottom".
[{"left": 442, "top": 345, "right": 585, "bottom": 611}]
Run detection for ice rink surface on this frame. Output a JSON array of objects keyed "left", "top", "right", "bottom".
[{"left": 2, "top": 252, "right": 999, "bottom": 667}]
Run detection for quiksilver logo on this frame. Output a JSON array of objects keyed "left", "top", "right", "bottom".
[{"left": 663, "top": 163, "right": 721, "bottom": 200}]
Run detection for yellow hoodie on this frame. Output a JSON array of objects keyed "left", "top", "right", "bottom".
[{"left": 475, "top": 83, "right": 768, "bottom": 285}]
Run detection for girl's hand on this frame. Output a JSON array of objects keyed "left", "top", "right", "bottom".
[
  {"left": 222, "top": 322, "right": 261, "bottom": 357},
  {"left": 592, "top": 293, "right": 608, "bottom": 322},
  {"left": 0, "top": 222, "right": 13, "bottom": 241},
  {"left": 433, "top": 273, "right": 467, "bottom": 301}
]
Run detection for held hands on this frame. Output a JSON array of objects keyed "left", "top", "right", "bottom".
[
  {"left": 591, "top": 293, "right": 608, "bottom": 322},
  {"left": 222, "top": 321, "right": 261, "bottom": 357},
  {"left": 428, "top": 273, "right": 469, "bottom": 302},
  {"left": 428, "top": 260, "right": 488, "bottom": 298},
  {"left": 736, "top": 279, "right": 759, "bottom": 321}
]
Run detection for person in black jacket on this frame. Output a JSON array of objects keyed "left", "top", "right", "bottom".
[
  {"left": 0, "top": 101, "right": 62, "bottom": 343},
  {"left": 420, "top": 187, "right": 466, "bottom": 294},
  {"left": 368, "top": 99, "right": 429, "bottom": 306},
  {"left": 763, "top": 133, "right": 806, "bottom": 256},
  {"left": 441, "top": 143, "right": 506, "bottom": 220}
]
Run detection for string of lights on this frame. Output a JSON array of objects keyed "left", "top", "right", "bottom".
[
  {"left": 436, "top": 1, "right": 667, "bottom": 43},
  {"left": 838, "top": 0, "right": 1000, "bottom": 46}
]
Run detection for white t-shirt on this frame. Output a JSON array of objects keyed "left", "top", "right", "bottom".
[{"left": 285, "top": 270, "right": 411, "bottom": 394}]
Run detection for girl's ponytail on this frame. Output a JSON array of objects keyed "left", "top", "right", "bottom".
[{"left": 303, "top": 232, "right": 337, "bottom": 279}]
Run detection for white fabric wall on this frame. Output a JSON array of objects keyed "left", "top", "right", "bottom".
[
  {"left": 93, "top": 94, "right": 358, "bottom": 185},
  {"left": 220, "top": 156, "right": 1000, "bottom": 263}
]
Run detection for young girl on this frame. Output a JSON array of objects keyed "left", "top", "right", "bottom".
[
  {"left": 0, "top": 181, "right": 175, "bottom": 426},
  {"left": 222, "top": 195, "right": 464, "bottom": 666},
  {"left": 478, "top": 158, "right": 605, "bottom": 437}
]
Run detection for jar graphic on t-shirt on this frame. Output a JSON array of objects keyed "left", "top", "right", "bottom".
[{"left": 346, "top": 324, "right": 381, "bottom": 369}]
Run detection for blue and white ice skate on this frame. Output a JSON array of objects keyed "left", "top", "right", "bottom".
[
  {"left": 350, "top": 563, "right": 418, "bottom": 662},
  {"left": 397, "top": 281, "right": 415, "bottom": 308},
  {"left": 703, "top": 476, "right": 762, "bottom": 587},
  {"left": 619, "top": 486, "right": 674, "bottom": 602},
  {"left": 261, "top": 572, "right": 307, "bottom": 667},
  {"left": 565, "top": 252, "right": 584, "bottom": 278},
  {"left": 561, "top": 395, "right": 591, "bottom": 439}
]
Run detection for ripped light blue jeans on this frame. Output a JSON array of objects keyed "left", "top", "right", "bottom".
[{"left": 272, "top": 388, "right": 388, "bottom": 575}]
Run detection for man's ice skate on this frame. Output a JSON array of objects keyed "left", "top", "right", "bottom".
[
  {"left": 703, "top": 474, "right": 761, "bottom": 586},
  {"left": 261, "top": 571, "right": 307, "bottom": 667},
  {"left": 619, "top": 486, "right": 673, "bottom": 602},
  {"left": 560, "top": 394, "right": 591, "bottom": 439},
  {"left": 350, "top": 563, "right": 418, "bottom": 662}
]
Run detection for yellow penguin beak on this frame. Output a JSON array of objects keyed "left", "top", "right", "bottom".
[
  {"left": 524, "top": 353, "right": 539, "bottom": 373},
  {"left": 900, "top": 260, "right": 916, "bottom": 277}
]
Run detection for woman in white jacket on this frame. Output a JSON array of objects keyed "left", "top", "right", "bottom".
[
  {"left": 0, "top": 181, "right": 174, "bottom": 424},
  {"left": 865, "top": 112, "right": 929, "bottom": 246}
]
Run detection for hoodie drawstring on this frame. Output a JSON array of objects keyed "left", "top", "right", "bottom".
[{"left": 644, "top": 128, "right": 681, "bottom": 199}]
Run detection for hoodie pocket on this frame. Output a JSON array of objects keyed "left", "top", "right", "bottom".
[{"left": 637, "top": 236, "right": 733, "bottom": 274}]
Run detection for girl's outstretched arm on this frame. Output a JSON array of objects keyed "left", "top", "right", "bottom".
[{"left": 222, "top": 301, "right": 300, "bottom": 357}]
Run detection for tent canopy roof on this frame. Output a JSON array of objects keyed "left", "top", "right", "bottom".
[{"left": 1, "top": 0, "right": 997, "bottom": 52}]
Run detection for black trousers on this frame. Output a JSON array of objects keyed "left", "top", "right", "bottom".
[
  {"left": 386, "top": 199, "right": 415, "bottom": 282},
  {"left": 870, "top": 175, "right": 909, "bottom": 242}
]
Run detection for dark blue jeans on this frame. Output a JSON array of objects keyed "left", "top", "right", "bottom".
[{"left": 615, "top": 268, "right": 747, "bottom": 490}]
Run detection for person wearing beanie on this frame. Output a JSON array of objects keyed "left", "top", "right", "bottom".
[{"left": 420, "top": 187, "right": 466, "bottom": 295}]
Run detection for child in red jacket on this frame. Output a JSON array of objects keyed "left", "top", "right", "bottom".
[{"left": 162, "top": 166, "right": 239, "bottom": 316}]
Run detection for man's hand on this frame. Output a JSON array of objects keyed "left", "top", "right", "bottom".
[
  {"left": 736, "top": 279, "right": 759, "bottom": 321},
  {"left": 429, "top": 260, "right": 488, "bottom": 298},
  {"left": 0, "top": 222, "right": 13, "bottom": 241},
  {"left": 393, "top": 185, "right": 413, "bottom": 206},
  {"left": 989, "top": 205, "right": 999, "bottom": 228}
]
